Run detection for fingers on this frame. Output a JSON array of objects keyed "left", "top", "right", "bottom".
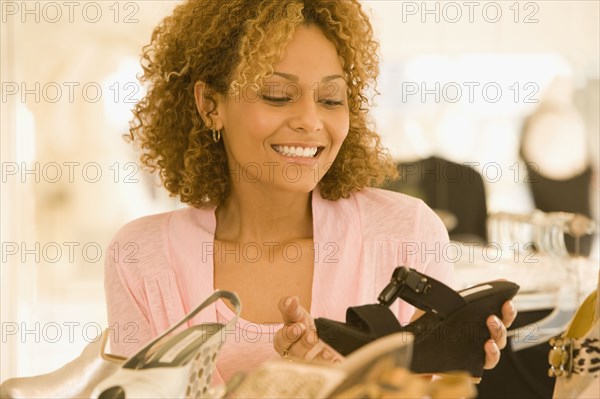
[
  {"left": 484, "top": 300, "right": 514, "bottom": 371},
  {"left": 316, "top": 343, "right": 344, "bottom": 363},
  {"left": 483, "top": 314, "right": 507, "bottom": 370},
  {"left": 274, "top": 296, "right": 316, "bottom": 357},
  {"left": 501, "top": 300, "right": 517, "bottom": 328},
  {"left": 483, "top": 339, "right": 501, "bottom": 369},
  {"left": 274, "top": 325, "right": 344, "bottom": 363},
  {"left": 273, "top": 322, "right": 306, "bottom": 355},
  {"left": 278, "top": 296, "right": 303, "bottom": 324},
  {"left": 274, "top": 296, "right": 344, "bottom": 364},
  {"left": 487, "top": 315, "right": 507, "bottom": 349},
  {"left": 278, "top": 296, "right": 315, "bottom": 329},
  {"left": 282, "top": 327, "right": 320, "bottom": 359}
]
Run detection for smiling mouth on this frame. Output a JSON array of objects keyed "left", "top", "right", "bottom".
[{"left": 272, "top": 145, "right": 323, "bottom": 158}]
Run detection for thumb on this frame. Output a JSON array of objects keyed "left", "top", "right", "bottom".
[
  {"left": 278, "top": 296, "right": 303, "bottom": 324},
  {"left": 278, "top": 296, "right": 312, "bottom": 327}
]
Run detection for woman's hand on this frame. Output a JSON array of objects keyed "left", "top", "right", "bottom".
[
  {"left": 412, "top": 299, "right": 518, "bottom": 370},
  {"left": 273, "top": 296, "right": 344, "bottom": 363},
  {"left": 483, "top": 300, "right": 517, "bottom": 369},
  {"left": 274, "top": 296, "right": 517, "bottom": 370}
]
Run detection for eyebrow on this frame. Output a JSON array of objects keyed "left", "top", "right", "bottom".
[{"left": 272, "top": 71, "right": 345, "bottom": 83}]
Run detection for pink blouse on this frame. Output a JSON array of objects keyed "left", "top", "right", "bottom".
[{"left": 104, "top": 187, "right": 453, "bottom": 384}]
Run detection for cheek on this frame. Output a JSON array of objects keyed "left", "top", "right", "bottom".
[
  {"left": 238, "top": 110, "right": 279, "bottom": 142},
  {"left": 226, "top": 104, "right": 273, "bottom": 143},
  {"left": 331, "top": 114, "right": 350, "bottom": 147}
]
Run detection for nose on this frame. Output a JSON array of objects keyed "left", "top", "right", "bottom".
[{"left": 288, "top": 94, "right": 323, "bottom": 133}]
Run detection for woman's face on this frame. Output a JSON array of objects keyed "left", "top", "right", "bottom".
[{"left": 215, "top": 24, "right": 350, "bottom": 194}]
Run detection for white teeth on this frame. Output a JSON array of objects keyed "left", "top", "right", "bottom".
[{"left": 273, "top": 145, "right": 318, "bottom": 158}]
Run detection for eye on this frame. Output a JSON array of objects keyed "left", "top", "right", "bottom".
[
  {"left": 320, "top": 99, "right": 344, "bottom": 107},
  {"left": 261, "top": 95, "right": 291, "bottom": 104}
]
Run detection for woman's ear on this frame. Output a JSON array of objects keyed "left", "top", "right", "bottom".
[{"left": 194, "top": 81, "right": 223, "bottom": 130}]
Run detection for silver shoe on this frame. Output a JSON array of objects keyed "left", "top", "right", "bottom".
[
  {"left": 91, "top": 290, "right": 241, "bottom": 399},
  {"left": 0, "top": 330, "right": 125, "bottom": 399}
]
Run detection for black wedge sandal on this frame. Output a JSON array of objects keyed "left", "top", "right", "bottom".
[{"left": 315, "top": 266, "right": 519, "bottom": 380}]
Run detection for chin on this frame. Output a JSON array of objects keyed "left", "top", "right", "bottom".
[{"left": 273, "top": 178, "right": 320, "bottom": 195}]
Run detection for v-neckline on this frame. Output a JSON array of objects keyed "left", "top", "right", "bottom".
[{"left": 208, "top": 190, "right": 319, "bottom": 323}]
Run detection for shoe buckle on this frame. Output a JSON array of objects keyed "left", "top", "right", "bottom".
[
  {"left": 378, "top": 267, "right": 432, "bottom": 306},
  {"left": 402, "top": 269, "right": 431, "bottom": 295},
  {"left": 548, "top": 336, "right": 573, "bottom": 378}
]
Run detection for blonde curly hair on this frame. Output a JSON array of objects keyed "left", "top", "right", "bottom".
[{"left": 128, "top": 0, "right": 398, "bottom": 207}]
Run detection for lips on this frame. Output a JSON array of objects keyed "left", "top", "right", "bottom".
[{"left": 272, "top": 145, "right": 320, "bottom": 158}]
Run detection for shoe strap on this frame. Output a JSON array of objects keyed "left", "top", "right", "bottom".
[
  {"left": 167, "top": 290, "right": 241, "bottom": 335},
  {"left": 377, "top": 267, "right": 466, "bottom": 318},
  {"left": 129, "top": 290, "right": 241, "bottom": 367},
  {"left": 346, "top": 304, "right": 402, "bottom": 337}
]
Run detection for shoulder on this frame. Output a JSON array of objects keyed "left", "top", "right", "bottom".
[
  {"left": 107, "top": 205, "right": 215, "bottom": 265},
  {"left": 348, "top": 190, "right": 454, "bottom": 288},
  {"left": 109, "top": 206, "right": 213, "bottom": 245},
  {"left": 348, "top": 187, "right": 446, "bottom": 242},
  {"left": 105, "top": 212, "right": 175, "bottom": 282},
  {"left": 350, "top": 187, "right": 424, "bottom": 212},
  {"left": 109, "top": 211, "right": 173, "bottom": 251}
]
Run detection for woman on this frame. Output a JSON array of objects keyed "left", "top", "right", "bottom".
[{"left": 105, "top": 0, "right": 516, "bottom": 385}]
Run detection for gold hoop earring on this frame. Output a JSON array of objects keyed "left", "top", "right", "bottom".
[{"left": 212, "top": 129, "right": 221, "bottom": 143}]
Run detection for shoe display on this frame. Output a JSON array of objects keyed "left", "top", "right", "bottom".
[
  {"left": 315, "top": 266, "right": 520, "bottom": 379},
  {"left": 332, "top": 368, "right": 477, "bottom": 399},
  {"left": 549, "top": 287, "right": 599, "bottom": 399},
  {"left": 223, "top": 332, "right": 415, "bottom": 398},
  {"left": 91, "top": 290, "right": 241, "bottom": 399},
  {"left": 0, "top": 329, "right": 125, "bottom": 399}
]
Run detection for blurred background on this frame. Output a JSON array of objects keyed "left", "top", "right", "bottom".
[{"left": 1, "top": 0, "right": 598, "bottom": 382}]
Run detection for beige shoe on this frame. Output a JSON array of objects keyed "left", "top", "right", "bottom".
[
  {"left": 0, "top": 330, "right": 125, "bottom": 399},
  {"left": 223, "top": 332, "right": 414, "bottom": 399}
]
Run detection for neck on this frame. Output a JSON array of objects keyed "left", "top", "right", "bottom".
[{"left": 215, "top": 184, "right": 314, "bottom": 243}]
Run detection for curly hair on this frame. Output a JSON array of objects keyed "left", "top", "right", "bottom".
[{"left": 127, "top": 0, "right": 398, "bottom": 207}]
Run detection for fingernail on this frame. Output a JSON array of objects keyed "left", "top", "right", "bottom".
[
  {"left": 508, "top": 302, "right": 516, "bottom": 314},
  {"left": 304, "top": 329, "right": 318, "bottom": 344},
  {"left": 286, "top": 297, "right": 299, "bottom": 308},
  {"left": 321, "top": 349, "right": 332, "bottom": 360},
  {"left": 289, "top": 323, "right": 304, "bottom": 338},
  {"left": 490, "top": 340, "right": 499, "bottom": 353}
]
